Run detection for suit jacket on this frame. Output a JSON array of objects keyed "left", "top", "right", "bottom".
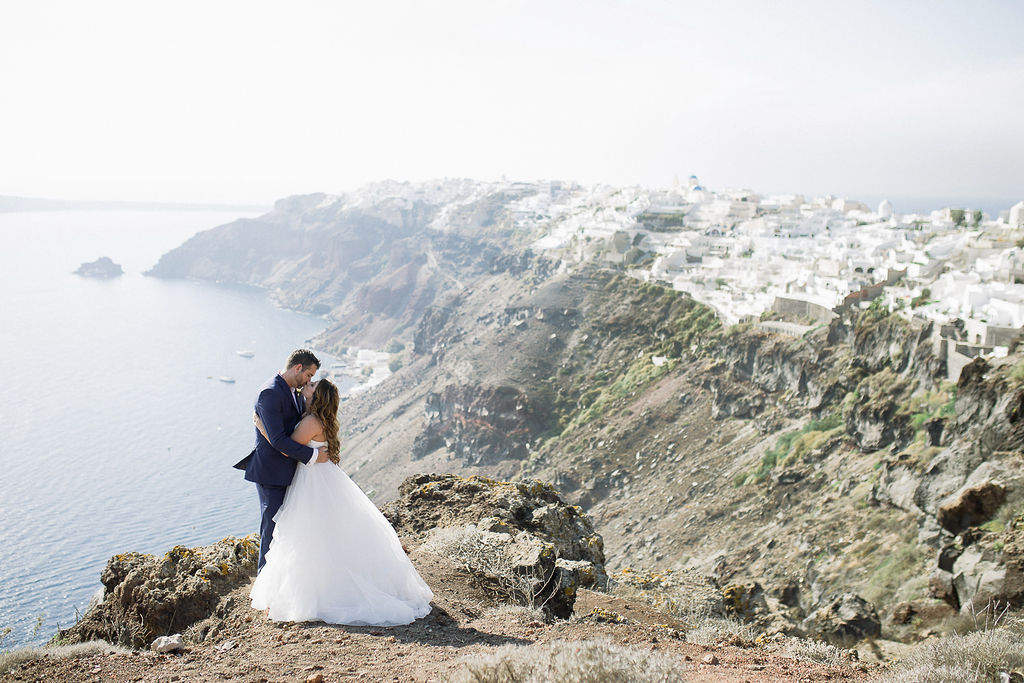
[{"left": 233, "top": 374, "right": 313, "bottom": 487}]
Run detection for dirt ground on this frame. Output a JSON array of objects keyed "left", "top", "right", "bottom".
[{"left": 5, "top": 550, "right": 881, "bottom": 683}]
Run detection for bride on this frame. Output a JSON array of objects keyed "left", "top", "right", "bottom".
[{"left": 250, "top": 378, "right": 433, "bottom": 625}]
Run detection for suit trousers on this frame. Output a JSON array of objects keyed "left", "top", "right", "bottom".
[{"left": 256, "top": 483, "right": 287, "bottom": 572}]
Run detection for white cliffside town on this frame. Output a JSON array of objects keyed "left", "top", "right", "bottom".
[
  {"left": 509, "top": 176, "right": 1024, "bottom": 377},
  {"left": 314, "top": 177, "right": 1024, "bottom": 378}
]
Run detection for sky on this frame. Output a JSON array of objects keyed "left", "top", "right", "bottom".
[{"left": 2, "top": 0, "right": 1023, "bottom": 208}]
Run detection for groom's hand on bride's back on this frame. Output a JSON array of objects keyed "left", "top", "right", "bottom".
[{"left": 315, "top": 450, "right": 331, "bottom": 463}]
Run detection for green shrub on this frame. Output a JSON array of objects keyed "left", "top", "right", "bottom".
[
  {"left": 1010, "top": 361, "right": 1024, "bottom": 384},
  {"left": 980, "top": 519, "right": 1005, "bottom": 534},
  {"left": 911, "top": 289, "right": 932, "bottom": 308},
  {"left": 895, "top": 384, "right": 957, "bottom": 469},
  {"left": 863, "top": 544, "right": 927, "bottom": 605},
  {"left": 563, "top": 356, "right": 674, "bottom": 433},
  {"left": 785, "top": 428, "right": 840, "bottom": 465},
  {"left": 940, "top": 387, "right": 957, "bottom": 416},
  {"left": 806, "top": 413, "right": 843, "bottom": 432},
  {"left": 747, "top": 413, "right": 844, "bottom": 483}
]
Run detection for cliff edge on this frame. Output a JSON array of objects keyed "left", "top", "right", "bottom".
[{"left": 5, "top": 475, "right": 883, "bottom": 682}]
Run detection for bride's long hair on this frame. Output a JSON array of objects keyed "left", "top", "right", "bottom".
[{"left": 307, "top": 379, "right": 341, "bottom": 464}]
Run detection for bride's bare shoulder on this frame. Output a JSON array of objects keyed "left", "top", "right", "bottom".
[
  {"left": 292, "top": 414, "right": 325, "bottom": 443},
  {"left": 299, "top": 414, "right": 323, "bottom": 428}
]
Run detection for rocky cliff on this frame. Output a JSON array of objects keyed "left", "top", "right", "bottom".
[
  {"left": 340, "top": 273, "right": 1024, "bottom": 642},
  {"left": 146, "top": 182, "right": 545, "bottom": 348},
  {"left": 147, "top": 182, "right": 1024, "bottom": 644}
]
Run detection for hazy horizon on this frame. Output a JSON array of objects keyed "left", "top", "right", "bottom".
[
  {"left": 2, "top": 185, "right": 1019, "bottom": 220},
  {"left": 2, "top": 1, "right": 1022, "bottom": 207}
]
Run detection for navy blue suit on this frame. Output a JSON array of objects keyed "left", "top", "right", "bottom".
[{"left": 234, "top": 374, "right": 314, "bottom": 571}]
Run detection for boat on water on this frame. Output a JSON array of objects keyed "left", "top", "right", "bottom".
[
  {"left": 219, "top": 376, "right": 236, "bottom": 383},
  {"left": 236, "top": 350, "right": 255, "bottom": 358}
]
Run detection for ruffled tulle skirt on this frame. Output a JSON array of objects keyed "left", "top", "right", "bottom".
[{"left": 250, "top": 461, "right": 433, "bottom": 625}]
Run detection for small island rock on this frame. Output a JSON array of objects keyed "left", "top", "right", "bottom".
[{"left": 75, "top": 256, "right": 123, "bottom": 278}]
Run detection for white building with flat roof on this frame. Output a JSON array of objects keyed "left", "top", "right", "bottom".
[{"left": 1010, "top": 201, "right": 1024, "bottom": 228}]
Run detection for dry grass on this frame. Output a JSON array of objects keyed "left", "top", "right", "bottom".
[
  {"left": 449, "top": 638, "right": 687, "bottom": 682},
  {"left": 684, "top": 617, "right": 754, "bottom": 646},
  {"left": 608, "top": 568, "right": 723, "bottom": 621},
  {"left": 766, "top": 636, "right": 851, "bottom": 667},
  {"left": 0, "top": 640, "right": 131, "bottom": 677},
  {"left": 881, "top": 622, "right": 1024, "bottom": 682},
  {"left": 480, "top": 605, "right": 548, "bottom": 624},
  {"left": 421, "top": 525, "right": 550, "bottom": 607}
]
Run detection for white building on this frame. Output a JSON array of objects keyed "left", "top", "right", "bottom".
[
  {"left": 1009, "top": 201, "right": 1024, "bottom": 228},
  {"left": 832, "top": 197, "right": 869, "bottom": 213}
]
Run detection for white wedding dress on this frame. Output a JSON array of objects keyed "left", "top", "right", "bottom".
[{"left": 250, "top": 441, "right": 433, "bottom": 625}]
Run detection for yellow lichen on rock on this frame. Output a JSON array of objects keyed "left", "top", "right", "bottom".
[{"left": 587, "top": 607, "right": 627, "bottom": 623}]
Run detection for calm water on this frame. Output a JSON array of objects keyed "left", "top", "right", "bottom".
[{"left": 0, "top": 210, "right": 337, "bottom": 650}]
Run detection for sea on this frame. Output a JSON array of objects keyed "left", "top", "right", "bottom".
[{"left": 0, "top": 209, "right": 341, "bottom": 651}]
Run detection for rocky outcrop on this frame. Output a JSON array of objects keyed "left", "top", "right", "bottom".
[
  {"left": 722, "top": 581, "right": 806, "bottom": 637},
  {"left": 707, "top": 377, "right": 767, "bottom": 420},
  {"left": 937, "top": 480, "right": 1006, "bottom": 534},
  {"left": 804, "top": 593, "right": 881, "bottom": 644},
  {"left": 715, "top": 314, "right": 943, "bottom": 437},
  {"left": 384, "top": 474, "right": 607, "bottom": 618},
  {"left": 384, "top": 475, "right": 604, "bottom": 564},
  {"left": 868, "top": 355, "right": 1024, "bottom": 616},
  {"left": 413, "top": 304, "right": 459, "bottom": 357},
  {"left": 61, "top": 536, "right": 258, "bottom": 649},
  {"left": 721, "top": 331, "right": 818, "bottom": 397},
  {"left": 885, "top": 598, "right": 957, "bottom": 636},
  {"left": 843, "top": 368, "right": 917, "bottom": 452},
  {"left": 939, "top": 510, "right": 1024, "bottom": 614},
  {"left": 952, "top": 545, "right": 1009, "bottom": 614},
  {"left": 851, "top": 315, "right": 945, "bottom": 384},
  {"left": 75, "top": 256, "right": 123, "bottom": 278},
  {"left": 952, "top": 357, "right": 1024, "bottom": 456},
  {"left": 412, "top": 385, "right": 548, "bottom": 465}
]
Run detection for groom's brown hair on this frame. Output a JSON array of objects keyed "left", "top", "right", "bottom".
[{"left": 286, "top": 348, "right": 320, "bottom": 369}]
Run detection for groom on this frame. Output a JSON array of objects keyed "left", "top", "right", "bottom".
[{"left": 235, "top": 348, "right": 329, "bottom": 572}]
